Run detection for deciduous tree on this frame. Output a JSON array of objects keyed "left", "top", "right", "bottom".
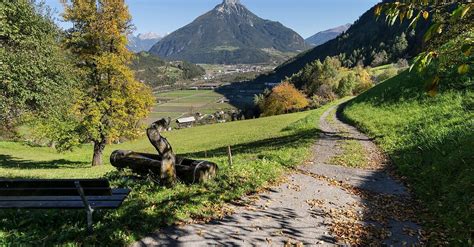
[
  {"left": 62, "top": 0, "right": 154, "bottom": 166},
  {"left": 0, "top": 0, "right": 77, "bottom": 139},
  {"left": 262, "top": 82, "right": 308, "bottom": 116}
]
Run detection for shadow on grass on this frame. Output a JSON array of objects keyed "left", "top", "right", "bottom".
[
  {"left": 131, "top": 104, "right": 423, "bottom": 246},
  {"left": 179, "top": 129, "right": 373, "bottom": 162},
  {"left": 0, "top": 127, "right": 324, "bottom": 245},
  {"left": 342, "top": 93, "right": 474, "bottom": 243},
  {"left": 0, "top": 155, "right": 89, "bottom": 169}
]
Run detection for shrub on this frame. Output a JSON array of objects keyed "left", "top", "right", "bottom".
[
  {"left": 354, "top": 67, "right": 374, "bottom": 94},
  {"left": 262, "top": 82, "right": 309, "bottom": 116},
  {"left": 336, "top": 73, "right": 357, "bottom": 96}
]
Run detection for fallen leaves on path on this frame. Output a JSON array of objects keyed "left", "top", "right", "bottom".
[{"left": 298, "top": 168, "right": 425, "bottom": 246}]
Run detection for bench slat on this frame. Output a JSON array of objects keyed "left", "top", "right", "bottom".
[
  {"left": 0, "top": 188, "right": 130, "bottom": 202},
  {"left": 0, "top": 179, "right": 110, "bottom": 189},
  {"left": 0, "top": 187, "right": 112, "bottom": 197},
  {"left": 0, "top": 194, "right": 126, "bottom": 202},
  {"left": 0, "top": 200, "right": 124, "bottom": 209}
]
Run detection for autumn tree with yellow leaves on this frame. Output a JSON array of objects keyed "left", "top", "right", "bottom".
[
  {"left": 261, "top": 82, "right": 309, "bottom": 117},
  {"left": 61, "top": 0, "right": 154, "bottom": 166}
]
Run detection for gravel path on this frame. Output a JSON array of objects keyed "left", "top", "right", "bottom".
[{"left": 133, "top": 104, "right": 422, "bottom": 246}]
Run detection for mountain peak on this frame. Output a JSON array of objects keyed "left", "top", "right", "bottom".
[
  {"left": 223, "top": 0, "right": 240, "bottom": 5},
  {"left": 216, "top": 0, "right": 244, "bottom": 13},
  {"left": 149, "top": 0, "right": 307, "bottom": 64},
  {"left": 305, "top": 24, "right": 351, "bottom": 47},
  {"left": 137, "top": 32, "right": 162, "bottom": 40}
]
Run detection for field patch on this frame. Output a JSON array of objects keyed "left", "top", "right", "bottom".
[{"left": 149, "top": 90, "right": 236, "bottom": 123}]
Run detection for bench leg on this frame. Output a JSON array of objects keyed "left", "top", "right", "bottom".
[
  {"left": 75, "top": 181, "right": 95, "bottom": 233},
  {"left": 86, "top": 207, "right": 94, "bottom": 233}
]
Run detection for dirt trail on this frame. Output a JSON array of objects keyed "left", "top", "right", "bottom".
[{"left": 134, "top": 104, "right": 422, "bottom": 246}]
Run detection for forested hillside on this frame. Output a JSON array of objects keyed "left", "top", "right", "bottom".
[
  {"left": 131, "top": 52, "right": 205, "bottom": 88},
  {"left": 260, "top": 2, "right": 430, "bottom": 82}
]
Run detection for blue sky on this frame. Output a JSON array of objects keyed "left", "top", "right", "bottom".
[{"left": 44, "top": 0, "right": 380, "bottom": 38}]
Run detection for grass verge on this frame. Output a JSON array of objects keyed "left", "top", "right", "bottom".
[
  {"left": 324, "top": 108, "right": 368, "bottom": 169},
  {"left": 342, "top": 69, "right": 473, "bottom": 244},
  {"left": 330, "top": 140, "right": 368, "bottom": 168}
]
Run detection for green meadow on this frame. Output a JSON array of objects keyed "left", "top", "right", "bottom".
[{"left": 0, "top": 99, "right": 343, "bottom": 245}]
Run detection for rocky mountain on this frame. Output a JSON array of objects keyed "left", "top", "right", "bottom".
[
  {"left": 127, "top": 32, "right": 162, "bottom": 53},
  {"left": 149, "top": 0, "right": 307, "bottom": 64},
  {"left": 305, "top": 24, "right": 351, "bottom": 47}
]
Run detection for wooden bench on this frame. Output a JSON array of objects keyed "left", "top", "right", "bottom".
[{"left": 0, "top": 179, "right": 130, "bottom": 231}]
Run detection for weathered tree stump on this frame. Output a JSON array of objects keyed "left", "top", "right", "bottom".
[
  {"left": 110, "top": 118, "right": 218, "bottom": 185},
  {"left": 146, "top": 118, "right": 177, "bottom": 186},
  {"left": 110, "top": 150, "right": 218, "bottom": 184}
]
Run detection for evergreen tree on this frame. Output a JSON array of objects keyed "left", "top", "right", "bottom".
[{"left": 62, "top": 0, "right": 154, "bottom": 166}]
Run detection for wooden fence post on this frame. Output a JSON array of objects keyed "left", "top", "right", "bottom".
[{"left": 227, "top": 145, "right": 233, "bottom": 167}]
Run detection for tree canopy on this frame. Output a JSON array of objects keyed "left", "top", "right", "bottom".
[
  {"left": 261, "top": 82, "right": 309, "bottom": 117},
  {"left": 0, "top": 0, "right": 78, "bottom": 139},
  {"left": 62, "top": 0, "right": 154, "bottom": 166}
]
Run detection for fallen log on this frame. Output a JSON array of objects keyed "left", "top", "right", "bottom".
[{"left": 110, "top": 150, "right": 218, "bottom": 184}]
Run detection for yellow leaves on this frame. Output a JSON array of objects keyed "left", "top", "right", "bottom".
[
  {"left": 64, "top": 0, "right": 154, "bottom": 143},
  {"left": 426, "top": 75, "right": 440, "bottom": 97},
  {"left": 422, "top": 11, "right": 429, "bottom": 20},
  {"left": 374, "top": 5, "right": 383, "bottom": 16},
  {"left": 457, "top": 64, "right": 470, "bottom": 74},
  {"left": 262, "top": 82, "right": 308, "bottom": 116}
]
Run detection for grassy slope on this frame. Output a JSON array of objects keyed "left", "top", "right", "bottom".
[
  {"left": 0, "top": 100, "right": 342, "bottom": 245},
  {"left": 342, "top": 70, "right": 473, "bottom": 243}
]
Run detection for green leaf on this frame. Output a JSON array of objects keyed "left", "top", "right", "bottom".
[
  {"left": 407, "top": 8, "right": 414, "bottom": 19},
  {"left": 423, "top": 23, "right": 442, "bottom": 42},
  {"left": 451, "top": 4, "right": 471, "bottom": 22},
  {"left": 408, "top": 13, "right": 420, "bottom": 29},
  {"left": 461, "top": 4, "right": 471, "bottom": 18},
  {"left": 458, "top": 64, "right": 470, "bottom": 74}
]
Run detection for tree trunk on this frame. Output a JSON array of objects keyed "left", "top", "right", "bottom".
[
  {"left": 110, "top": 150, "right": 218, "bottom": 184},
  {"left": 92, "top": 139, "right": 106, "bottom": 166}
]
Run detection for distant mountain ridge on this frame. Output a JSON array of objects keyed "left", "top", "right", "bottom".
[
  {"left": 149, "top": 0, "right": 307, "bottom": 64},
  {"left": 127, "top": 33, "right": 162, "bottom": 53},
  {"left": 305, "top": 24, "right": 351, "bottom": 47}
]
